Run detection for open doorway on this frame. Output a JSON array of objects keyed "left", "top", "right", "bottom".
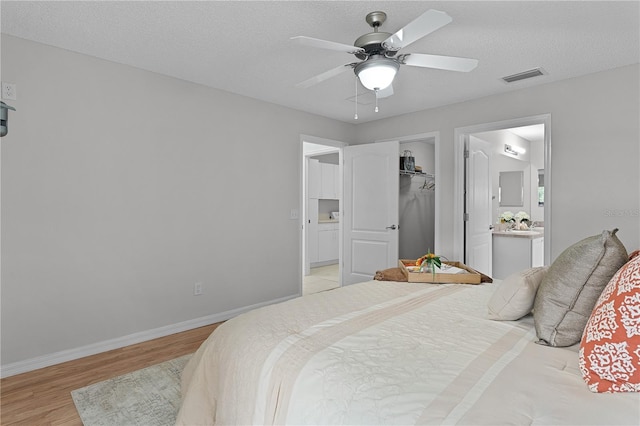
[
  {"left": 453, "top": 114, "right": 552, "bottom": 277},
  {"left": 301, "top": 133, "right": 439, "bottom": 289},
  {"left": 301, "top": 135, "right": 345, "bottom": 295},
  {"left": 399, "top": 138, "right": 436, "bottom": 260},
  {"left": 376, "top": 131, "right": 441, "bottom": 258}
]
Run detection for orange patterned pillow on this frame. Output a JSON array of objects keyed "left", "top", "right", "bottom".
[{"left": 579, "top": 254, "right": 640, "bottom": 392}]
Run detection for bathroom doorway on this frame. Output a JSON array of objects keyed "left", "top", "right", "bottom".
[{"left": 454, "top": 114, "right": 552, "bottom": 275}]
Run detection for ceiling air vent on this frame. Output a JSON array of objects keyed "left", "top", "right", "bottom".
[{"left": 502, "top": 68, "right": 545, "bottom": 83}]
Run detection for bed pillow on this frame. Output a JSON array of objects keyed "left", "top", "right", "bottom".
[
  {"left": 579, "top": 253, "right": 640, "bottom": 392},
  {"left": 533, "top": 229, "right": 628, "bottom": 347},
  {"left": 487, "top": 267, "right": 548, "bottom": 320}
]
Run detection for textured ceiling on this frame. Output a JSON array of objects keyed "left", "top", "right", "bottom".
[{"left": 1, "top": 1, "right": 639, "bottom": 123}]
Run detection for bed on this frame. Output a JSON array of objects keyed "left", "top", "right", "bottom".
[{"left": 175, "top": 279, "right": 640, "bottom": 425}]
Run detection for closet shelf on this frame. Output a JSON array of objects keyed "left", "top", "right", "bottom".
[{"left": 400, "top": 170, "right": 435, "bottom": 178}]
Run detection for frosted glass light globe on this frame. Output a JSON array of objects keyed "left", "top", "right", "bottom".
[{"left": 355, "top": 57, "right": 399, "bottom": 91}]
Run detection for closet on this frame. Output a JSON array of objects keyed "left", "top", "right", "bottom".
[{"left": 398, "top": 141, "right": 436, "bottom": 259}]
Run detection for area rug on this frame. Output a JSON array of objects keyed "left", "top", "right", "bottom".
[{"left": 71, "top": 354, "right": 191, "bottom": 426}]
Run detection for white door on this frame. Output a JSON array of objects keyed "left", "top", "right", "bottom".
[
  {"left": 342, "top": 141, "right": 399, "bottom": 285},
  {"left": 304, "top": 158, "right": 320, "bottom": 276},
  {"left": 466, "top": 135, "right": 493, "bottom": 276},
  {"left": 306, "top": 198, "right": 319, "bottom": 268}
]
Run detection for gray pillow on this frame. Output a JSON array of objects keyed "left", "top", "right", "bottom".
[{"left": 533, "top": 229, "right": 627, "bottom": 347}]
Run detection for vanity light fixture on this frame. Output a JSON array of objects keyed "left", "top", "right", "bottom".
[{"left": 504, "top": 144, "right": 525, "bottom": 156}]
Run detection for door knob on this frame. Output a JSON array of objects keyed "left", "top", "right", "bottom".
[{"left": 386, "top": 225, "right": 397, "bottom": 230}]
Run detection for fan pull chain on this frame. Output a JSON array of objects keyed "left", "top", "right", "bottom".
[
  {"left": 354, "top": 76, "right": 358, "bottom": 120},
  {"left": 375, "top": 89, "right": 379, "bottom": 113}
]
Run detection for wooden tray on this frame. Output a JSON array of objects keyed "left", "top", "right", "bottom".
[{"left": 398, "top": 259, "right": 483, "bottom": 284}]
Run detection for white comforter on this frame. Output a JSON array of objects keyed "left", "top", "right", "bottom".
[{"left": 176, "top": 281, "right": 640, "bottom": 425}]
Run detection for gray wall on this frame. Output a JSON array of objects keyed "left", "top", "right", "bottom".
[
  {"left": 356, "top": 64, "right": 640, "bottom": 262},
  {"left": 2, "top": 34, "right": 639, "bottom": 371},
  {"left": 1, "top": 36, "right": 355, "bottom": 366}
]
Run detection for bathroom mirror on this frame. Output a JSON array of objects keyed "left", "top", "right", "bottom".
[
  {"left": 538, "top": 169, "right": 545, "bottom": 206},
  {"left": 499, "top": 171, "right": 524, "bottom": 207}
]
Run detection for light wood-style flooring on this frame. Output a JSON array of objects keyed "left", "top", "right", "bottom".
[{"left": 0, "top": 323, "right": 221, "bottom": 425}]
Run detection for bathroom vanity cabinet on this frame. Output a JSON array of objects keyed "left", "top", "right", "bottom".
[{"left": 492, "top": 231, "right": 544, "bottom": 280}]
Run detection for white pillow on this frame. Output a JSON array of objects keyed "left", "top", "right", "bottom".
[{"left": 488, "top": 267, "right": 548, "bottom": 320}]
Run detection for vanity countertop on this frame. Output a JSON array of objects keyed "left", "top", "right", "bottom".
[
  {"left": 318, "top": 219, "right": 339, "bottom": 224},
  {"left": 492, "top": 229, "right": 543, "bottom": 239}
]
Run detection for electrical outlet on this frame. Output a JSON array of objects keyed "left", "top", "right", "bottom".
[
  {"left": 2, "top": 82, "right": 16, "bottom": 100},
  {"left": 193, "top": 282, "right": 203, "bottom": 296}
]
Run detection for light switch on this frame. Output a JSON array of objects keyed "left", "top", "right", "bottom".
[{"left": 290, "top": 209, "right": 299, "bottom": 220}]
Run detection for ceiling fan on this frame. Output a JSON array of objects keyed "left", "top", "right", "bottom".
[{"left": 292, "top": 9, "right": 478, "bottom": 98}]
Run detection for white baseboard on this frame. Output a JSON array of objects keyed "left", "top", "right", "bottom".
[
  {"left": 0, "top": 294, "right": 297, "bottom": 378},
  {"left": 310, "top": 260, "right": 339, "bottom": 268}
]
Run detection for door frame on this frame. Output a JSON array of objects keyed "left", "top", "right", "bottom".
[
  {"left": 453, "top": 114, "right": 552, "bottom": 265},
  {"left": 375, "top": 131, "right": 441, "bottom": 254}
]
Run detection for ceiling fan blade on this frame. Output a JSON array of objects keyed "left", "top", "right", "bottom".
[
  {"left": 376, "top": 84, "right": 394, "bottom": 99},
  {"left": 383, "top": 9, "right": 453, "bottom": 50},
  {"left": 403, "top": 53, "right": 478, "bottom": 72},
  {"left": 295, "top": 63, "right": 354, "bottom": 89},
  {"left": 291, "top": 36, "right": 364, "bottom": 54}
]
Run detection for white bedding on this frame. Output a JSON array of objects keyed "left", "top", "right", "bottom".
[{"left": 176, "top": 281, "right": 640, "bottom": 425}]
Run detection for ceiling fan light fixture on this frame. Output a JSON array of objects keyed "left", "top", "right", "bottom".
[{"left": 354, "top": 56, "right": 399, "bottom": 91}]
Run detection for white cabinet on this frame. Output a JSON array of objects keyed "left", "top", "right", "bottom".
[
  {"left": 317, "top": 222, "right": 339, "bottom": 263},
  {"left": 309, "top": 160, "right": 339, "bottom": 200},
  {"left": 319, "top": 163, "right": 339, "bottom": 199},
  {"left": 492, "top": 234, "right": 544, "bottom": 280},
  {"left": 531, "top": 237, "right": 544, "bottom": 267},
  {"left": 307, "top": 158, "right": 339, "bottom": 268},
  {"left": 308, "top": 159, "right": 321, "bottom": 199}
]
